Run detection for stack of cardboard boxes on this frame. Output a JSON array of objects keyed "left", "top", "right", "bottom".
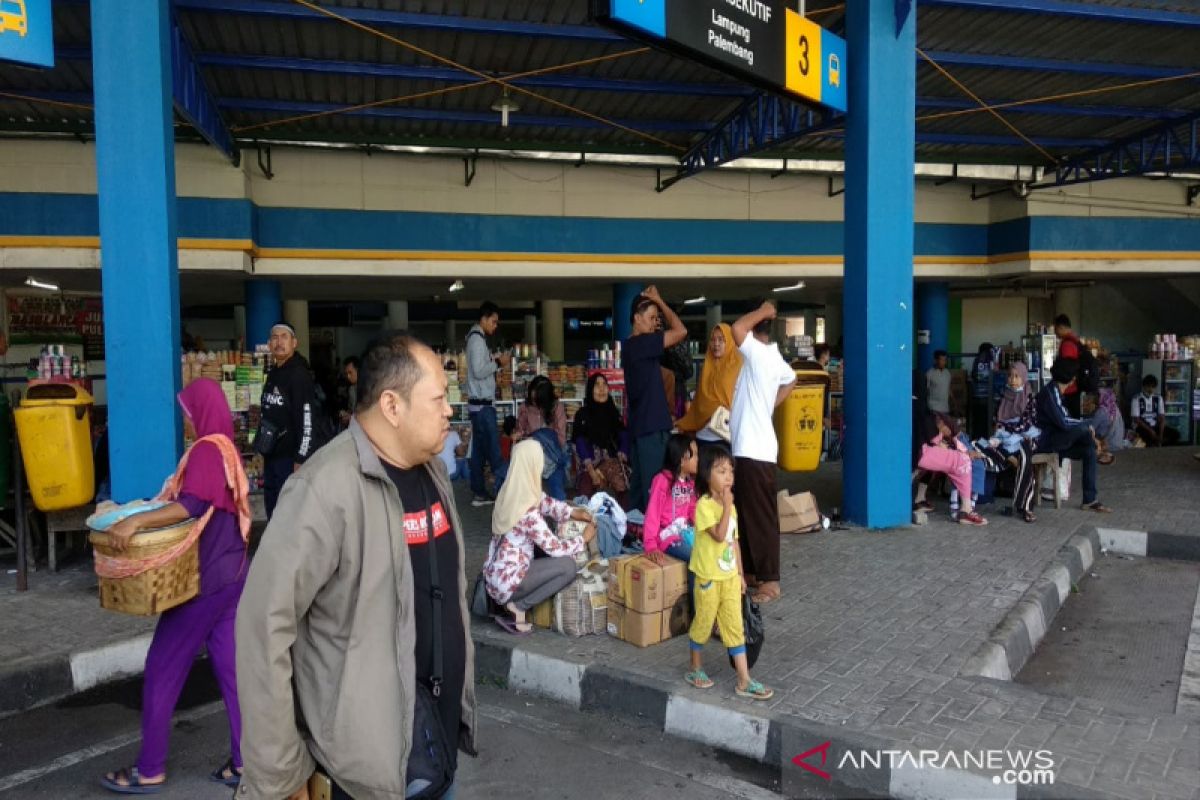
[{"left": 606, "top": 555, "right": 691, "bottom": 647}]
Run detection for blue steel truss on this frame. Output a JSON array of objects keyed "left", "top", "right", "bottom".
[
  {"left": 170, "top": 17, "right": 238, "bottom": 164},
  {"left": 659, "top": 94, "right": 843, "bottom": 191},
  {"left": 1041, "top": 110, "right": 1200, "bottom": 187},
  {"left": 921, "top": 0, "right": 1200, "bottom": 28}
]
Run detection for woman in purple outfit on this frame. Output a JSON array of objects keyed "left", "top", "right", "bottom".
[{"left": 99, "top": 378, "right": 251, "bottom": 794}]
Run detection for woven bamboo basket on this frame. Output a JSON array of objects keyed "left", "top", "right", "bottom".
[{"left": 88, "top": 520, "right": 199, "bottom": 616}]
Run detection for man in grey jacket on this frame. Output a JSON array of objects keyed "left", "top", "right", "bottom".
[
  {"left": 236, "top": 331, "right": 476, "bottom": 800},
  {"left": 465, "top": 301, "right": 510, "bottom": 507}
]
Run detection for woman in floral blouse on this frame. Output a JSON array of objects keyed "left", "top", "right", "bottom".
[{"left": 485, "top": 440, "right": 596, "bottom": 634}]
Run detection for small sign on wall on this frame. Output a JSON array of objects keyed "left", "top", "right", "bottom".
[{"left": 0, "top": 0, "right": 54, "bottom": 69}]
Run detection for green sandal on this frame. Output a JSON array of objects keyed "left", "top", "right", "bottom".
[
  {"left": 684, "top": 670, "right": 714, "bottom": 689},
  {"left": 736, "top": 680, "right": 774, "bottom": 701}
]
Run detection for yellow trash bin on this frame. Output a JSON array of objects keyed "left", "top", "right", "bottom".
[
  {"left": 774, "top": 369, "right": 830, "bottom": 472},
  {"left": 14, "top": 384, "right": 95, "bottom": 511}
]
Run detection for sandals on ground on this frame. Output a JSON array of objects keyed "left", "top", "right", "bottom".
[
  {"left": 1097, "top": 452, "right": 1115, "bottom": 465},
  {"left": 1020, "top": 510, "right": 1037, "bottom": 524},
  {"left": 493, "top": 615, "right": 533, "bottom": 636},
  {"left": 735, "top": 680, "right": 774, "bottom": 701},
  {"left": 1081, "top": 501, "right": 1112, "bottom": 514},
  {"left": 685, "top": 670, "right": 714, "bottom": 689},
  {"left": 100, "top": 768, "right": 164, "bottom": 795},
  {"left": 209, "top": 758, "right": 243, "bottom": 787}
]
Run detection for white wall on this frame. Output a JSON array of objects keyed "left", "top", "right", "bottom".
[{"left": 961, "top": 297, "right": 1028, "bottom": 352}]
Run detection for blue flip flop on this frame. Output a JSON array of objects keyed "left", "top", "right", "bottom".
[
  {"left": 100, "top": 767, "right": 164, "bottom": 795},
  {"left": 209, "top": 758, "right": 243, "bottom": 787}
]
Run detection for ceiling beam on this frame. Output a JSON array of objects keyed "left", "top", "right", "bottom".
[
  {"left": 169, "top": 16, "right": 239, "bottom": 164},
  {"left": 921, "top": 0, "right": 1200, "bottom": 28}
]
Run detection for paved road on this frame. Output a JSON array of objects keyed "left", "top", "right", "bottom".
[
  {"left": 0, "top": 670, "right": 870, "bottom": 800},
  {"left": 1017, "top": 553, "right": 1200, "bottom": 716}
]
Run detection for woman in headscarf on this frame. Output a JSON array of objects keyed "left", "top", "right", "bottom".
[
  {"left": 993, "top": 362, "right": 1040, "bottom": 523},
  {"left": 514, "top": 375, "right": 570, "bottom": 499},
  {"left": 573, "top": 373, "right": 628, "bottom": 499},
  {"left": 675, "top": 324, "right": 744, "bottom": 456},
  {"left": 100, "top": 378, "right": 252, "bottom": 794},
  {"left": 485, "top": 440, "right": 596, "bottom": 635}
]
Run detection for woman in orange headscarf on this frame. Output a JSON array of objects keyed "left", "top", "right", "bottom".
[{"left": 675, "top": 324, "right": 744, "bottom": 456}]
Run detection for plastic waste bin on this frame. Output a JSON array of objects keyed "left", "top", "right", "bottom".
[
  {"left": 774, "top": 369, "right": 830, "bottom": 472},
  {"left": 14, "top": 384, "right": 95, "bottom": 511}
]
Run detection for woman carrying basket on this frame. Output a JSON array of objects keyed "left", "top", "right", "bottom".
[{"left": 99, "top": 378, "right": 252, "bottom": 794}]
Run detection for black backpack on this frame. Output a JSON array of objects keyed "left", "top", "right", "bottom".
[{"left": 1076, "top": 346, "right": 1100, "bottom": 394}]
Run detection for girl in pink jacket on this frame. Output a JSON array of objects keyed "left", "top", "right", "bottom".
[{"left": 642, "top": 434, "right": 699, "bottom": 566}]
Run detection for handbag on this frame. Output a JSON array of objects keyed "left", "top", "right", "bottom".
[
  {"left": 702, "top": 407, "right": 732, "bottom": 443},
  {"left": 252, "top": 417, "right": 285, "bottom": 457},
  {"left": 594, "top": 453, "right": 629, "bottom": 493},
  {"left": 405, "top": 484, "right": 455, "bottom": 800}
]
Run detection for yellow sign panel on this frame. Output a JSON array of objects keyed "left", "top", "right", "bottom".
[{"left": 784, "top": 10, "right": 823, "bottom": 106}]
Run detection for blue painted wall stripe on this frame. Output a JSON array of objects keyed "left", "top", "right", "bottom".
[{"left": 3, "top": 192, "right": 1199, "bottom": 257}]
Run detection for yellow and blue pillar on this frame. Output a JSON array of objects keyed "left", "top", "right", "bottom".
[
  {"left": 91, "top": 0, "right": 182, "bottom": 502},
  {"left": 842, "top": 0, "right": 916, "bottom": 528},
  {"left": 245, "top": 281, "right": 283, "bottom": 351}
]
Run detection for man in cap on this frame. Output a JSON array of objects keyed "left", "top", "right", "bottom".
[{"left": 258, "top": 321, "right": 322, "bottom": 519}]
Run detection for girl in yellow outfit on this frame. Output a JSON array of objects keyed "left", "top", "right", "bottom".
[{"left": 685, "top": 446, "right": 774, "bottom": 701}]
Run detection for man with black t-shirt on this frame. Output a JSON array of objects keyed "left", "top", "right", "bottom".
[
  {"left": 258, "top": 322, "right": 321, "bottom": 519},
  {"left": 237, "top": 331, "right": 475, "bottom": 800}
]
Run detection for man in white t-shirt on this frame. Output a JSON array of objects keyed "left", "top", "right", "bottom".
[{"left": 730, "top": 299, "right": 797, "bottom": 605}]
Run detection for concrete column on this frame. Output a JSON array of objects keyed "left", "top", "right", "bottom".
[
  {"left": 524, "top": 314, "right": 538, "bottom": 346},
  {"left": 284, "top": 299, "right": 310, "bottom": 357},
  {"left": 1055, "top": 286, "right": 1083, "bottom": 331},
  {"left": 613, "top": 283, "right": 644, "bottom": 342},
  {"left": 444, "top": 319, "right": 456, "bottom": 349},
  {"left": 843, "top": 0, "right": 916, "bottom": 529},
  {"left": 542, "top": 300, "right": 565, "bottom": 362},
  {"left": 245, "top": 281, "right": 282, "bottom": 350},
  {"left": 233, "top": 304, "right": 247, "bottom": 350},
  {"left": 916, "top": 282, "right": 949, "bottom": 372},
  {"left": 91, "top": 0, "right": 181, "bottom": 501},
  {"left": 802, "top": 310, "right": 817, "bottom": 340},
  {"left": 705, "top": 302, "right": 722, "bottom": 333},
  {"left": 387, "top": 300, "right": 409, "bottom": 330}
]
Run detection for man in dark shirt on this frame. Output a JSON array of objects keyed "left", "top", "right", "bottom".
[
  {"left": 1036, "top": 358, "right": 1112, "bottom": 514},
  {"left": 1054, "top": 314, "right": 1085, "bottom": 418},
  {"left": 258, "top": 322, "right": 322, "bottom": 519},
  {"left": 623, "top": 285, "right": 688, "bottom": 511}
]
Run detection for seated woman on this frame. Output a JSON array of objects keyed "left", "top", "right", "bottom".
[
  {"left": 515, "top": 375, "right": 569, "bottom": 500},
  {"left": 675, "top": 323, "right": 743, "bottom": 458},
  {"left": 992, "top": 362, "right": 1040, "bottom": 523},
  {"left": 915, "top": 412, "right": 989, "bottom": 526},
  {"left": 485, "top": 440, "right": 596, "bottom": 635},
  {"left": 642, "top": 433, "right": 699, "bottom": 566},
  {"left": 573, "top": 373, "right": 628, "bottom": 499}
]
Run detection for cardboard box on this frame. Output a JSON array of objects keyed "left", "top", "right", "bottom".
[
  {"left": 606, "top": 602, "right": 662, "bottom": 647},
  {"left": 530, "top": 598, "right": 554, "bottom": 629},
  {"left": 778, "top": 489, "right": 822, "bottom": 534},
  {"left": 608, "top": 554, "right": 687, "bottom": 614},
  {"left": 660, "top": 593, "right": 692, "bottom": 641}
]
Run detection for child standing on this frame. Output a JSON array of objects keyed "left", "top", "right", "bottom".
[
  {"left": 642, "top": 433, "right": 699, "bottom": 566},
  {"left": 684, "top": 446, "right": 773, "bottom": 701}
]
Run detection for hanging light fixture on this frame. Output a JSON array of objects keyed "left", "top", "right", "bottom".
[
  {"left": 448, "top": 279, "right": 465, "bottom": 293},
  {"left": 490, "top": 88, "right": 520, "bottom": 128},
  {"left": 25, "top": 277, "right": 59, "bottom": 292}
]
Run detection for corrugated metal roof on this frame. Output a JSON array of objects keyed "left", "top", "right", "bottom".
[{"left": 0, "top": 0, "right": 1197, "bottom": 167}]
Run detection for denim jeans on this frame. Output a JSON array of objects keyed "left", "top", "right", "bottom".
[
  {"left": 469, "top": 406, "right": 506, "bottom": 499},
  {"left": 332, "top": 778, "right": 456, "bottom": 799}
]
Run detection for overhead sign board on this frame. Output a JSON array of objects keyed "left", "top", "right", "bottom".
[
  {"left": 594, "top": 0, "right": 845, "bottom": 113},
  {"left": 0, "top": 0, "right": 53, "bottom": 68}
]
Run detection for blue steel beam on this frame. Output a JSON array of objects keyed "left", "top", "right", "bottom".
[
  {"left": 56, "top": 47, "right": 1191, "bottom": 112},
  {"left": 6, "top": 90, "right": 1116, "bottom": 150},
  {"left": 1040, "top": 110, "right": 1200, "bottom": 188},
  {"left": 170, "top": 16, "right": 239, "bottom": 164},
  {"left": 921, "top": 0, "right": 1200, "bottom": 28},
  {"left": 173, "top": 0, "right": 622, "bottom": 41},
  {"left": 922, "top": 50, "right": 1198, "bottom": 81}
]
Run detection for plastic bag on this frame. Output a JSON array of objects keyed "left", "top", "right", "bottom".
[{"left": 728, "top": 596, "right": 765, "bottom": 670}]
